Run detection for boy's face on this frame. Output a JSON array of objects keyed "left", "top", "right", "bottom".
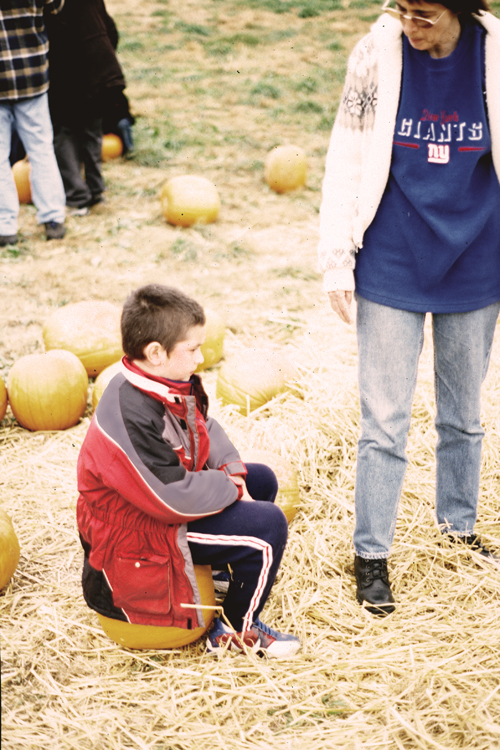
[{"left": 157, "top": 324, "right": 206, "bottom": 381}]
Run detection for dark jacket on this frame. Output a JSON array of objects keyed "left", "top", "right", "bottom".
[
  {"left": 45, "top": 0, "right": 125, "bottom": 124},
  {"left": 77, "top": 359, "right": 247, "bottom": 629}
]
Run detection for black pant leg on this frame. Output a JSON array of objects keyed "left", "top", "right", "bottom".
[
  {"left": 187, "top": 499, "right": 288, "bottom": 632},
  {"left": 53, "top": 123, "right": 92, "bottom": 207}
]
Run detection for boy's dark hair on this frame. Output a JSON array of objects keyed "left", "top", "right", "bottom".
[{"left": 121, "top": 285, "right": 206, "bottom": 360}]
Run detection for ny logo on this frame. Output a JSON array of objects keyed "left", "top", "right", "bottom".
[{"left": 428, "top": 144, "right": 450, "bottom": 164}]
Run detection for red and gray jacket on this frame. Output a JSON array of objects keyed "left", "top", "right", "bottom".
[{"left": 77, "top": 358, "right": 246, "bottom": 629}]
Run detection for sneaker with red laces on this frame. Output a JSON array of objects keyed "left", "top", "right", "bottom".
[{"left": 206, "top": 617, "right": 301, "bottom": 659}]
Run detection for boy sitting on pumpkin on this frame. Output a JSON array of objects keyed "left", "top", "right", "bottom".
[{"left": 77, "top": 284, "right": 300, "bottom": 658}]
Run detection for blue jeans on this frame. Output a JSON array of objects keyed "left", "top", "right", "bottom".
[
  {"left": 0, "top": 94, "right": 65, "bottom": 234},
  {"left": 354, "top": 295, "right": 500, "bottom": 559}
]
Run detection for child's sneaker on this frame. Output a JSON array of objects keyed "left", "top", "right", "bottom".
[
  {"left": 251, "top": 618, "right": 301, "bottom": 658},
  {"left": 206, "top": 617, "right": 300, "bottom": 659},
  {"left": 206, "top": 618, "right": 260, "bottom": 655}
]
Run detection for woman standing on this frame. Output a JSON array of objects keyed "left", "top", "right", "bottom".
[{"left": 318, "top": 0, "right": 500, "bottom": 614}]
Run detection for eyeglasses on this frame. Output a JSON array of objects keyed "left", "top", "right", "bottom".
[{"left": 381, "top": 0, "right": 447, "bottom": 27}]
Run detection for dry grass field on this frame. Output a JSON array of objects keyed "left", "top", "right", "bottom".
[{"left": 2, "top": 0, "right": 500, "bottom": 748}]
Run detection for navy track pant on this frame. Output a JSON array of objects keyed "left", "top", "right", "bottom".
[{"left": 186, "top": 463, "right": 288, "bottom": 632}]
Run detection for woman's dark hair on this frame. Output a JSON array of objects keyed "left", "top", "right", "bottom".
[
  {"left": 121, "top": 284, "right": 206, "bottom": 360},
  {"left": 420, "top": 0, "right": 490, "bottom": 17}
]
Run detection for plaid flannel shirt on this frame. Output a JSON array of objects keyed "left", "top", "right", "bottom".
[{"left": 0, "top": 0, "right": 64, "bottom": 102}]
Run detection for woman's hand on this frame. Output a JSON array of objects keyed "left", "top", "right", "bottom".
[{"left": 328, "top": 290, "right": 353, "bottom": 324}]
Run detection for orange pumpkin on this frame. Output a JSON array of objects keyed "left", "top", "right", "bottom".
[
  {"left": 92, "top": 360, "right": 123, "bottom": 409},
  {"left": 0, "top": 376, "right": 7, "bottom": 422},
  {"left": 102, "top": 133, "right": 123, "bottom": 161},
  {"left": 264, "top": 145, "right": 307, "bottom": 193},
  {"left": 195, "top": 308, "right": 225, "bottom": 372},
  {"left": 216, "top": 347, "right": 300, "bottom": 414},
  {"left": 160, "top": 175, "right": 220, "bottom": 227},
  {"left": 43, "top": 300, "right": 124, "bottom": 377},
  {"left": 0, "top": 509, "right": 20, "bottom": 590},
  {"left": 242, "top": 449, "right": 300, "bottom": 523},
  {"left": 7, "top": 350, "right": 89, "bottom": 431},
  {"left": 12, "top": 158, "right": 32, "bottom": 204},
  {"left": 96, "top": 564, "right": 216, "bottom": 649}
]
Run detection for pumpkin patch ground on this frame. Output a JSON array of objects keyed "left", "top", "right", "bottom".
[{"left": 2, "top": 0, "right": 500, "bottom": 748}]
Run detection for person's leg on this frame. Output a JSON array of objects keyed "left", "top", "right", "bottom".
[
  {"left": 187, "top": 499, "right": 288, "bottom": 633},
  {"left": 13, "top": 94, "right": 65, "bottom": 225},
  {"left": 81, "top": 117, "right": 105, "bottom": 202},
  {"left": 433, "top": 302, "right": 500, "bottom": 535},
  {"left": 53, "top": 122, "right": 92, "bottom": 208},
  {"left": 0, "top": 103, "right": 20, "bottom": 238},
  {"left": 244, "top": 463, "right": 278, "bottom": 504},
  {"left": 210, "top": 462, "right": 278, "bottom": 594},
  {"left": 354, "top": 296, "right": 426, "bottom": 558}
]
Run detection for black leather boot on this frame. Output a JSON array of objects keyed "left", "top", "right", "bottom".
[{"left": 354, "top": 555, "right": 395, "bottom": 616}]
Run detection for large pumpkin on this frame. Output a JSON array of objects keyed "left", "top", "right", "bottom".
[
  {"left": 0, "top": 376, "right": 7, "bottom": 421},
  {"left": 242, "top": 449, "right": 300, "bottom": 523},
  {"left": 43, "top": 300, "right": 124, "bottom": 377},
  {"left": 264, "top": 145, "right": 307, "bottom": 193},
  {"left": 7, "top": 350, "right": 89, "bottom": 431},
  {"left": 102, "top": 133, "right": 123, "bottom": 161},
  {"left": 196, "top": 308, "right": 226, "bottom": 372},
  {"left": 96, "top": 564, "right": 216, "bottom": 649},
  {"left": 160, "top": 175, "right": 220, "bottom": 227},
  {"left": 0, "top": 510, "right": 20, "bottom": 590},
  {"left": 92, "top": 360, "right": 123, "bottom": 409},
  {"left": 216, "top": 347, "right": 299, "bottom": 414},
  {"left": 12, "top": 158, "right": 32, "bottom": 204}
]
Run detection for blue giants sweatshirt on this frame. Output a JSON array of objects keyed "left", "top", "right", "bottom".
[{"left": 355, "top": 21, "right": 500, "bottom": 313}]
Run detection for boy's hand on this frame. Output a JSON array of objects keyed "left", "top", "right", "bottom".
[{"left": 231, "top": 476, "right": 255, "bottom": 502}]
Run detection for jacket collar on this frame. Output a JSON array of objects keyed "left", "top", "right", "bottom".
[{"left": 121, "top": 357, "right": 209, "bottom": 416}]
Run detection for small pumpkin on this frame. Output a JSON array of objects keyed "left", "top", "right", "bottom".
[
  {"left": 102, "top": 133, "right": 123, "bottom": 161},
  {"left": 7, "top": 350, "right": 89, "bottom": 431},
  {"left": 43, "top": 300, "right": 124, "bottom": 377},
  {"left": 0, "top": 509, "right": 21, "bottom": 590},
  {"left": 92, "top": 360, "right": 123, "bottom": 409},
  {"left": 196, "top": 308, "right": 226, "bottom": 372},
  {"left": 264, "top": 145, "right": 307, "bottom": 193},
  {"left": 0, "top": 376, "right": 7, "bottom": 421},
  {"left": 96, "top": 564, "right": 216, "bottom": 649},
  {"left": 216, "top": 347, "right": 299, "bottom": 414},
  {"left": 160, "top": 175, "right": 220, "bottom": 228},
  {"left": 242, "top": 448, "right": 300, "bottom": 523},
  {"left": 12, "top": 158, "right": 32, "bottom": 204}
]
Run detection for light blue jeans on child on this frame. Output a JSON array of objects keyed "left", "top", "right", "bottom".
[
  {"left": 0, "top": 93, "right": 65, "bottom": 235},
  {"left": 353, "top": 295, "right": 500, "bottom": 559}
]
